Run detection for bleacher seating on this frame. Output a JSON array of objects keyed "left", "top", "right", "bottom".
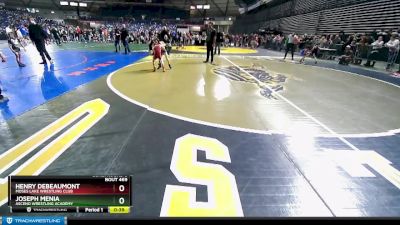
[
  {"left": 292, "top": 0, "right": 370, "bottom": 15},
  {"left": 232, "top": 0, "right": 400, "bottom": 35},
  {"left": 263, "top": 12, "right": 319, "bottom": 35},
  {"left": 293, "top": 0, "right": 328, "bottom": 14},
  {"left": 318, "top": 0, "right": 400, "bottom": 34}
]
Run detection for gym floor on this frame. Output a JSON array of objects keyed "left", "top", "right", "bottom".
[{"left": 1, "top": 43, "right": 400, "bottom": 217}]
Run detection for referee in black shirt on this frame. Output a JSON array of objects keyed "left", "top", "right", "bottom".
[
  {"left": 28, "top": 18, "right": 53, "bottom": 65},
  {"left": 203, "top": 22, "right": 216, "bottom": 64},
  {"left": 159, "top": 26, "right": 171, "bottom": 54},
  {"left": 121, "top": 24, "right": 130, "bottom": 54}
]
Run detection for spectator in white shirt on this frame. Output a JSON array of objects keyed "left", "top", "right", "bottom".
[
  {"left": 284, "top": 33, "right": 297, "bottom": 61},
  {"left": 273, "top": 35, "right": 282, "bottom": 51},
  {"left": 385, "top": 34, "right": 400, "bottom": 70},
  {"left": 364, "top": 36, "right": 384, "bottom": 67},
  {"left": 5, "top": 26, "right": 12, "bottom": 35}
]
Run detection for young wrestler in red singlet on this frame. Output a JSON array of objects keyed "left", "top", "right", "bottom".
[{"left": 153, "top": 39, "right": 165, "bottom": 72}]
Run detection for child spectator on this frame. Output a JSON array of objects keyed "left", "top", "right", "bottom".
[{"left": 8, "top": 34, "right": 26, "bottom": 67}]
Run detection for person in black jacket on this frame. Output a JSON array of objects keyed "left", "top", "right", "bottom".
[
  {"left": 28, "top": 18, "right": 53, "bottom": 64},
  {"left": 159, "top": 26, "right": 172, "bottom": 54},
  {"left": 0, "top": 49, "right": 7, "bottom": 102},
  {"left": 0, "top": 52, "right": 7, "bottom": 103},
  {"left": 214, "top": 31, "right": 224, "bottom": 55},
  {"left": 203, "top": 22, "right": 216, "bottom": 64},
  {"left": 51, "top": 27, "right": 61, "bottom": 46},
  {"left": 114, "top": 27, "right": 121, "bottom": 53},
  {"left": 121, "top": 24, "right": 130, "bottom": 54}
]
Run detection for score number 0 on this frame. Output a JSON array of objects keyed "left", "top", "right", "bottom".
[
  {"left": 118, "top": 184, "right": 126, "bottom": 205},
  {"left": 160, "top": 134, "right": 243, "bottom": 217}
]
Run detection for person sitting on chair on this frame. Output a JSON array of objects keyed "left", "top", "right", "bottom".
[
  {"left": 364, "top": 36, "right": 384, "bottom": 67},
  {"left": 339, "top": 45, "right": 354, "bottom": 65}
]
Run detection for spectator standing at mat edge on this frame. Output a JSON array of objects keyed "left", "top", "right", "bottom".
[
  {"left": 0, "top": 52, "right": 5, "bottom": 63},
  {"left": 28, "top": 18, "right": 53, "bottom": 65},
  {"left": 0, "top": 82, "right": 8, "bottom": 103},
  {"left": 283, "top": 33, "right": 298, "bottom": 61},
  {"left": 114, "top": 27, "right": 121, "bottom": 53},
  {"left": 397, "top": 61, "right": 400, "bottom": 74},
  {"left": 0, "top": 88, "right": 7, "bottom": 103},
  {"left": 385, "top": 34, "right": 400, "bottom": 71},
  {"left": 0, "top": 54, "right": 7, "bottom": 103},
  {"left": 8, "top": 33, "right": 26, "bottom": 67},
  {"left": 121, "top": 24, "right": 131, "bottom": 54},
  {"left": 215, "top": 30, "right": 224, "bottom": 55},
  {"left": 203, "top": 21, "right": 216, "bottom": 65},
  {"left": 51, "top": 26, "right": 61, "bottom": 46}
]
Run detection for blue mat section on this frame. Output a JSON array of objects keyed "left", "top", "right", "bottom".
[{"left": 0, "top": 49, "right": 147, "bottom": 121}]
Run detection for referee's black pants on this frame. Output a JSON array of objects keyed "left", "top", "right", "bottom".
[
  {"left": 35, "top": 40, "right": 52, "bottom": 63},
  {"left": 284, "top": 43, "right": 295, "bottom": 60},
  {"left": 206, "top": 42, "right": 214, "bottom": 63}
]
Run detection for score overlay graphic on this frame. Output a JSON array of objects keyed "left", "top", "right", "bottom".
[{"left": 8, "top": 176, "right": 131, "bottom": 213}]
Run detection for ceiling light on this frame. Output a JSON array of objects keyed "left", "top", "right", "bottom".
[
  {"left": 203, "top": 4, "right": 210, "bottom": 9},
  {"left": 60, "top": 1, "right": 68, "bottom": 6},
  {"left": 70, "top": 2, "right": 78, "bottom": 6},
  {"left": 196, "top": 5, "right": 203, "bottom": 9},
  {"left": 79, "top": 2, "right": 87, "bottom": 7}
]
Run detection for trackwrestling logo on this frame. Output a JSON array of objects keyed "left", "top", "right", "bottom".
[
  {"left": 2, "top": 217, "right": 64, "bottom": 225},
  {"left": 213, "top": 65, "right": 287, "bottom": 99}
]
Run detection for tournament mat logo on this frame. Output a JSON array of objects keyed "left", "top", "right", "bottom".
[{"left": 213, "top": 65, "right": 287, "bottom": 99}]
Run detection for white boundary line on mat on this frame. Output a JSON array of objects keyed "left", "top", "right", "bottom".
[
  {"left": 106, "top": 57, "right": 400, "bottom": 139},
  {"left": 223, "top": 56, "right": 360, "bottom": 151}
]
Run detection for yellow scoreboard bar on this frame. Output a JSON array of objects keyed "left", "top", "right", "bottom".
[{"left": 109, "top": 206, "right": 131, "bottom": 214}]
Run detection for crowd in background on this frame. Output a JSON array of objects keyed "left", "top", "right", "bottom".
[
  {"left": 1, "top": 7, "right": 399, "bottom": 70},
  {"left": 1, "top": 7, "right": 400, "bottom": 103},
  {"left": 50, "top": 20, "right": 179, "bottom": 44},
  {"left": 0, "top": 8, "right": 61, "bottom": 39},
  {"left": 226, "top": 30, "right": 400, "bottom": 71}
]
